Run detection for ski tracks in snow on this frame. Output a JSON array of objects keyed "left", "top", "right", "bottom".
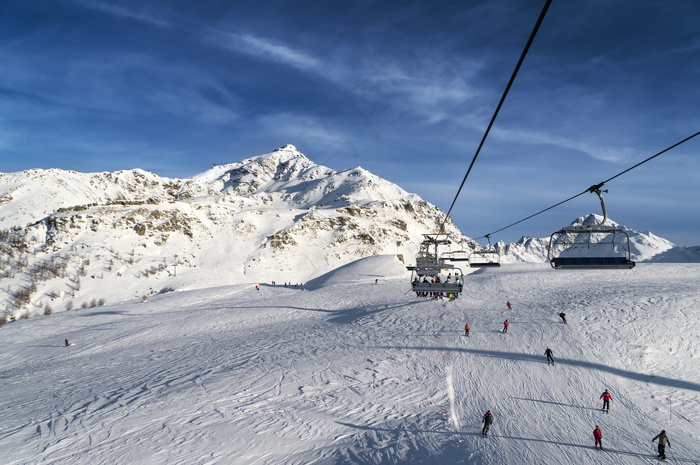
[{"left": 2, "top": 266, "right": 700, "bottom": 464}]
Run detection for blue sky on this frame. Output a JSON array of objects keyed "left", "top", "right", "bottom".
[{"left": 2, "top": 1, "right": 699, "bottom": 245}]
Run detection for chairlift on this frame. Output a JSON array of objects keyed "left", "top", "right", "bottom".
[
  {"left": 548, "top": 188, "right": 635, "bottom": 270},
  {"left": 468, "top": 235, "right": 501, "bottom": 267},
  {"left": 411, "top": 234, "right": 464, "bottom": 296},
  {"left": 441, "top": 247, "right": 470, "bottom": 262}
]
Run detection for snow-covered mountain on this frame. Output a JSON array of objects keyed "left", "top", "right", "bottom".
[
  {"left": 0, "top": 145, "right": 474, "bottom": 319},
  {"left": 1, "top": 144, "right": 694, "bottom": 320}
]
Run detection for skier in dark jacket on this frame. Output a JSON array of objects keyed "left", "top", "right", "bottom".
[
  {"left": 559, "top": 312, "right": 567, "bottom": 324},
  {"left": 545, "top": 347, "right": 555, "bottom": 365},
  {"left": 65, "top": 339, "right": 70, "bottom": 347},
  {"left": 652, "top": 430, "right": 671, "bottom": 460},
  {"left": 482, "top": 411, "right": 493, "bottom": 436}
]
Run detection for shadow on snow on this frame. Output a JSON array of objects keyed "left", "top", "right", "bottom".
[
  {"left": 376, "top": 345, "right": 700, "bottom": 392},
  {"left": 511, "top": 396, "right": 599, "bottom": 412}
]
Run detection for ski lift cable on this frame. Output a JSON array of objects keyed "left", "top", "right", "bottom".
[
  {"left": 474, "top": 130, "right": 700, "bottom": 240},
  {"left": 438, "top": 0, "right": 552, "bottom": 235},
  {"left": 599, "top": 130, "right": 700, "bottom": 185}
]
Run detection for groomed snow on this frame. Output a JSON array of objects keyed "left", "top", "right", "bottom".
[{"left": 2, "top": 257, "right": 699, "bottom": 464}]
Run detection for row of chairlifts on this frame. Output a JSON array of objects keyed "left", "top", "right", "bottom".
[
  {"left": 548, "top": 188, "right": 635, "bottom": 270},
  {"left": 411, "top": 234, "right": 464, "bottom": 295},
  {"left": 411, "top": 188, "right": 633, "bottom": 294}
]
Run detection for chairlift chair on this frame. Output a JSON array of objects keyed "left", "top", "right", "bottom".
[
  {"left": 441, "top": 241, "right": 470, "bottom": 262},
  {"left": 414, "top": 234, "right": 452, "bottom": 275},
  {"left": 441, "top": 250, "right": 470, "bottom": 262},
  {"left": 411, "top": 234, "right": 464, "bottom": 295},
  {"left": 548, "top": 188, "right": 635, "bottom": 270},
  {"left": 468, "top": 235, "right": 501, "bottom": 267}
]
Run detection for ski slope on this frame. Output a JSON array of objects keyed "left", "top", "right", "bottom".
[{"left": 2, "top": 257, "right": 699, "bottom": 464}]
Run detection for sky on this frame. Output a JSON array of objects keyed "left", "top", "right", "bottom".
[{"left": 1, "top": 0, "right": 699, "bottom": 245}]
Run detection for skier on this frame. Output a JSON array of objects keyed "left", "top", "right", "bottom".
[
  {"left": 593, "top": 426, "right": 603, "bottom": 450},
  {"left": 65, "top": 339, "right": 70, "bottom": 347},
  {"left": 559, "top": 312, "right": 567, "bottom": 324},
  {"left": 465, "top": 323, "right": 470, "bottom": 337},
  {"left": 502, "top": 320, "right": 509, "bottom": 333},
  {"left": 545, "top": 347, "right": 555, "bottom": 365},
  {"left": 507, "top": 301, "right": 512, "bottom": 310},
  {"left": 482, "top": 410, "right": 493, "bottom": 437},
  {"left": 256, "top": 285, "right": 259, "bottom": 291},
  {"left": 652, "top": 430, "right": 671, "bottom": 460},
  {"left": 600, "top": 389, "right": 612, "bottom": 413}
]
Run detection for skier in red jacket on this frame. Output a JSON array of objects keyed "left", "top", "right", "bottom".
[
  {"left": 593, "top": 426, "right": 603, "bottom": 449},
  {"left": 502, "top": 320, "right": 509, "bottom": 333},
  {"left": 600, "top": 389, "right": 612, "bottom": 413}
]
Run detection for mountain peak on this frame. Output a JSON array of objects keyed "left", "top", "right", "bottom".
[
  {"left": 573, "top": 213, "right": 615, "bottom": 228},
  {"left": 273, "top": 144, "right": 302, "bottom": 154}
]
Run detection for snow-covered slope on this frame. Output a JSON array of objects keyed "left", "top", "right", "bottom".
[
  {"left": 2, "top": 259, "right": 699, "bottom": 464},
  {"left": 646, "top": 245, "right": 700, "bottom": 263}
]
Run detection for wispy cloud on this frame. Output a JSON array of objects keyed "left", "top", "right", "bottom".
[
  {"left": 209, "top": 30, "right": 323, "bottom": 74},
  {"left": 206, "top": 28, "right": 481, "bottom": 130},
  {"left": 238, "top": 33, "right": 322, "bottom": 72},
  {"left": 491, "top": 127, "right": 636, "bottom": 163},
  {"left": 71, "top": 0, "right": 170, "bottom": 27},
  {"left": 253, "top": 111, "right": 358, "bottom": 164}
]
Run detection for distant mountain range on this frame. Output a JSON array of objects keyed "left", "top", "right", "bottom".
[{"left": 1, "top": 144, "right": 697, "bottom": 318}]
